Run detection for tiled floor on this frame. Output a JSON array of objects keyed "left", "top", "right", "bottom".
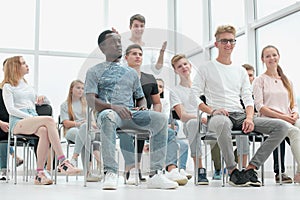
[{"left": 1, "top": 174, "right": 300, "bottom": 200}]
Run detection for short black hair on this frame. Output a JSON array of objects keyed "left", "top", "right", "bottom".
[{"left": 97, "top": 30, "right": 113, "bottom": 46}]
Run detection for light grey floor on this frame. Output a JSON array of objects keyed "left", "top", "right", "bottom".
[{"left": 1, "top": 175, "right": 300, "bottom": 200}]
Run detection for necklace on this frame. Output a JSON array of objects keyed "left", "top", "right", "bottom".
[{"left": 265, "top": 72, "right": 280, "bottom": 83}]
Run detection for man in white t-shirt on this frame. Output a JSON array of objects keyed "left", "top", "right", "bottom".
[{"left": 169, "top": 54, "right": 209, "bottom": 185}]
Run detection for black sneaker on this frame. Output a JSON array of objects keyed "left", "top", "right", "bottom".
[
  {"left": 228, "top": 168, "right": 249, "bottom": 187},
  {"left": 126, "top": 169, "right": 146, "bottom": 182},
  {"left": 243, "top": 169, "right": 261, "bottom": 187},
  {"left": 197, "top": 168, "right": 209, "bottom": 185}
]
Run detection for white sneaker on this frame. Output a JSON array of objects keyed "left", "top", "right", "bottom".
[
  {"left": 126, "top": 168, "right": 138, "bottom": 185},
  {"left": 70, "top": 158, "right": 78, "bottom": 167},
  {"left": 179, "top": 169, "right": 192, "bottom": 180},
  {"left": 147, "top": 170, "right": 178, "bottom": 189},
  {"left": 102, "top": 172, "right": 118, "bottom": 190},
  {"left": 165, "top": 168, "right": 188, "bottom": 185}
]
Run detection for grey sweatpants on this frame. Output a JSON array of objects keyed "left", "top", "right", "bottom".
[{"left": 208, "top": 113, "right": 289, "bottom": 171}]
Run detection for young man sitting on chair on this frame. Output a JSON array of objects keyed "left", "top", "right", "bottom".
[{"left": 84, "top": 29, "right": 178, "bottom": 190}]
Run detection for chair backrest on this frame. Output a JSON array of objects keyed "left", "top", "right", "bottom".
[
  {"left": 36, "top": 104, "right": 52, "bottom": 116},
  {"left": 171, "top": 110, "right": 180, "bottom": 120},
  {"left": 57, "top": 115, "right": 65, "bottom": 139}
]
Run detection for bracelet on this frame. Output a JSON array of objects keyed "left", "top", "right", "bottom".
[
  {"left": 74, "top": 121, "right": 77, "bottom": 127},
  {"left": 211, "top": 109, "right": 217, "bottom": 116}
]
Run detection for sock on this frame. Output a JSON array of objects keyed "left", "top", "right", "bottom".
[{"left": 58, "top": 155, "right": 66, "bottom": 164}]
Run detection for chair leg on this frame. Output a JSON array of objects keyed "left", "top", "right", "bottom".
[
  {"left": 14, "top": 137, "right": 17, "bottom": 184},
  {"left": 134, "top": 135, "right": 139, "bottom": 186},
  {"left": 194, "top": 134, "right": 199, "bottom": 185},
  {"left": 261, "top": 136, "right": 264, "bottom": 186},
  {"left": 66, "top": 144, "right": 70, "bottom": 182},
  {"left": 26, "top": 143, "right": 29, "bottom": 182},
  {"left": 278, "top": 145, "right": 282, "bottom": 185},
  {"left": 6, "top": 137, "right": 11, "bottom": 183},
  {"left": 221, "top": 152, "right": 225, "bottom": 187}
]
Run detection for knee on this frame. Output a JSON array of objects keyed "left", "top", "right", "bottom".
[
  {"left": 36, "top": 126, "right": 48, "bottom": 137},
  {"left": 99, "top": 110, "right": 116, "bottom": 123},
  {"left": 79, "top": 123, "right": 87, "bottom": 133},
  {"left": 288, "top": 125, "right": 300, "bottom": 139},
  {"left": 43, "top": 116, "right": 56, "bottom": 127}
]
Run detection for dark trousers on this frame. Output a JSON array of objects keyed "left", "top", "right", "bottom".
[{"left": 273, "top": 137, "right": 290, "bottom": 174}]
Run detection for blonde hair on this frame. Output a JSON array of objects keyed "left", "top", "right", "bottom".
[
  {"left": 261, "top": 45, "right": 294, "bottom": 110},
  {"left": 214, "top": 25, "right": 236, "bottom": 40},
  {"left": 1, "top": 56, "right": 27, "bottom": 87},
  {"left": 171, "top": 54, "right": 188, "bottom": 69},
  {"left": 66, "top": 80, "right": 86, "bottom": 121}
]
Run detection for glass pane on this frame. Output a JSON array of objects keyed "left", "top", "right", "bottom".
[
  {"left": 256, "top": 11, "right": 300, "bottom": 101},
  {"left": 177, "top": 0, "right": 203, "bottom": 46},
  {"left": 256, "top": 0, "right": 296, "bottom": 19},
  {"left": 107, "top": 0, "right": 168, "bottom": 34},
  {"left": 38, "top": 56, "right": 90, "bottom": 119},
  {"left": 0, "top": 54, "right": 34, "bottom": 85},
  {"left": 39, "top": 0, "right": 102, "bottom": 53},
  {"left": 0, "top": 0, "right": 35, "bottom": 49},
  {"left": 210, "top": 0, "right": 244, "bottom": 39}
]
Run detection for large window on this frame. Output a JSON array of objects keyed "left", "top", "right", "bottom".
[
  {"left": 177, "top": 0, "right": 203, "bottom": 46},
  {"left": 38, "top": 56, "right": 87, "bottom": 118},
  {"left": 106, "top": 0, "right": 168, "bottom": 34},
  {"left": 210, "top": 0, "right": 245, "bottom": 40},
  {"left": 256, "top": 0, "right": 296, "bottom": 19},
  {"left": 0, "top": 0, "right": 35, "bottom": 49},
  {"left": 39, "top": 0, "right": 102, "bottom": 53}
]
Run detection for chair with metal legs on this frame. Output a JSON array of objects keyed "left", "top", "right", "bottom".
[
  {"left": 195, "top": 109, "right": 267, "bottom": 187},
  {"left": 116, "top": 128, "right": 151, "bottom": 186},
  {"left": 6, "top": 104, "right": 52, "bottom": 184},
  {"left": 83, "top": 106, "right": 104, "bottom": 187}
]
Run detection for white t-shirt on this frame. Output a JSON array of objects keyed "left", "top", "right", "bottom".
[
  {"left": 3, "top": 79, "right": 50, "bottom": 118},
  {"left": 191, "top": 60, "right": 253, "bottom": 112},
  {"left": 170, "top": 85, "right": 197, "bottom": 116}
]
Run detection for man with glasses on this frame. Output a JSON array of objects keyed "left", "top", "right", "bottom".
[{"left": 190, "top": 24, "right": 291, "bottom": 187}]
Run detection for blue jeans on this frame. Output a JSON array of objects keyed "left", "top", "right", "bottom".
[
  {"left": 177, "top": 139, "right": 188, "bottom": 170},
  {"left": 119, "top": 127, "right": 185, "bottom": 170},
  {"left": 98, "top": 109, "right": 168, "bottom": 174},
  {"left": 166, "top": 128, "right": 179, "bottom": 167}
]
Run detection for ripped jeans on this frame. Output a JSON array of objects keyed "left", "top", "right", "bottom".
[{"left": 97, "top": 109, "right": 168, "bottom": 174}]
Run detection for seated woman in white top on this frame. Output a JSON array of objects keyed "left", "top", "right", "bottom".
[
  {"left": 2, "top": 56, "right": 81, "bottom": 185},
  {"left": 60, "top": 80, "right": 101, "bottom": 182}
]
